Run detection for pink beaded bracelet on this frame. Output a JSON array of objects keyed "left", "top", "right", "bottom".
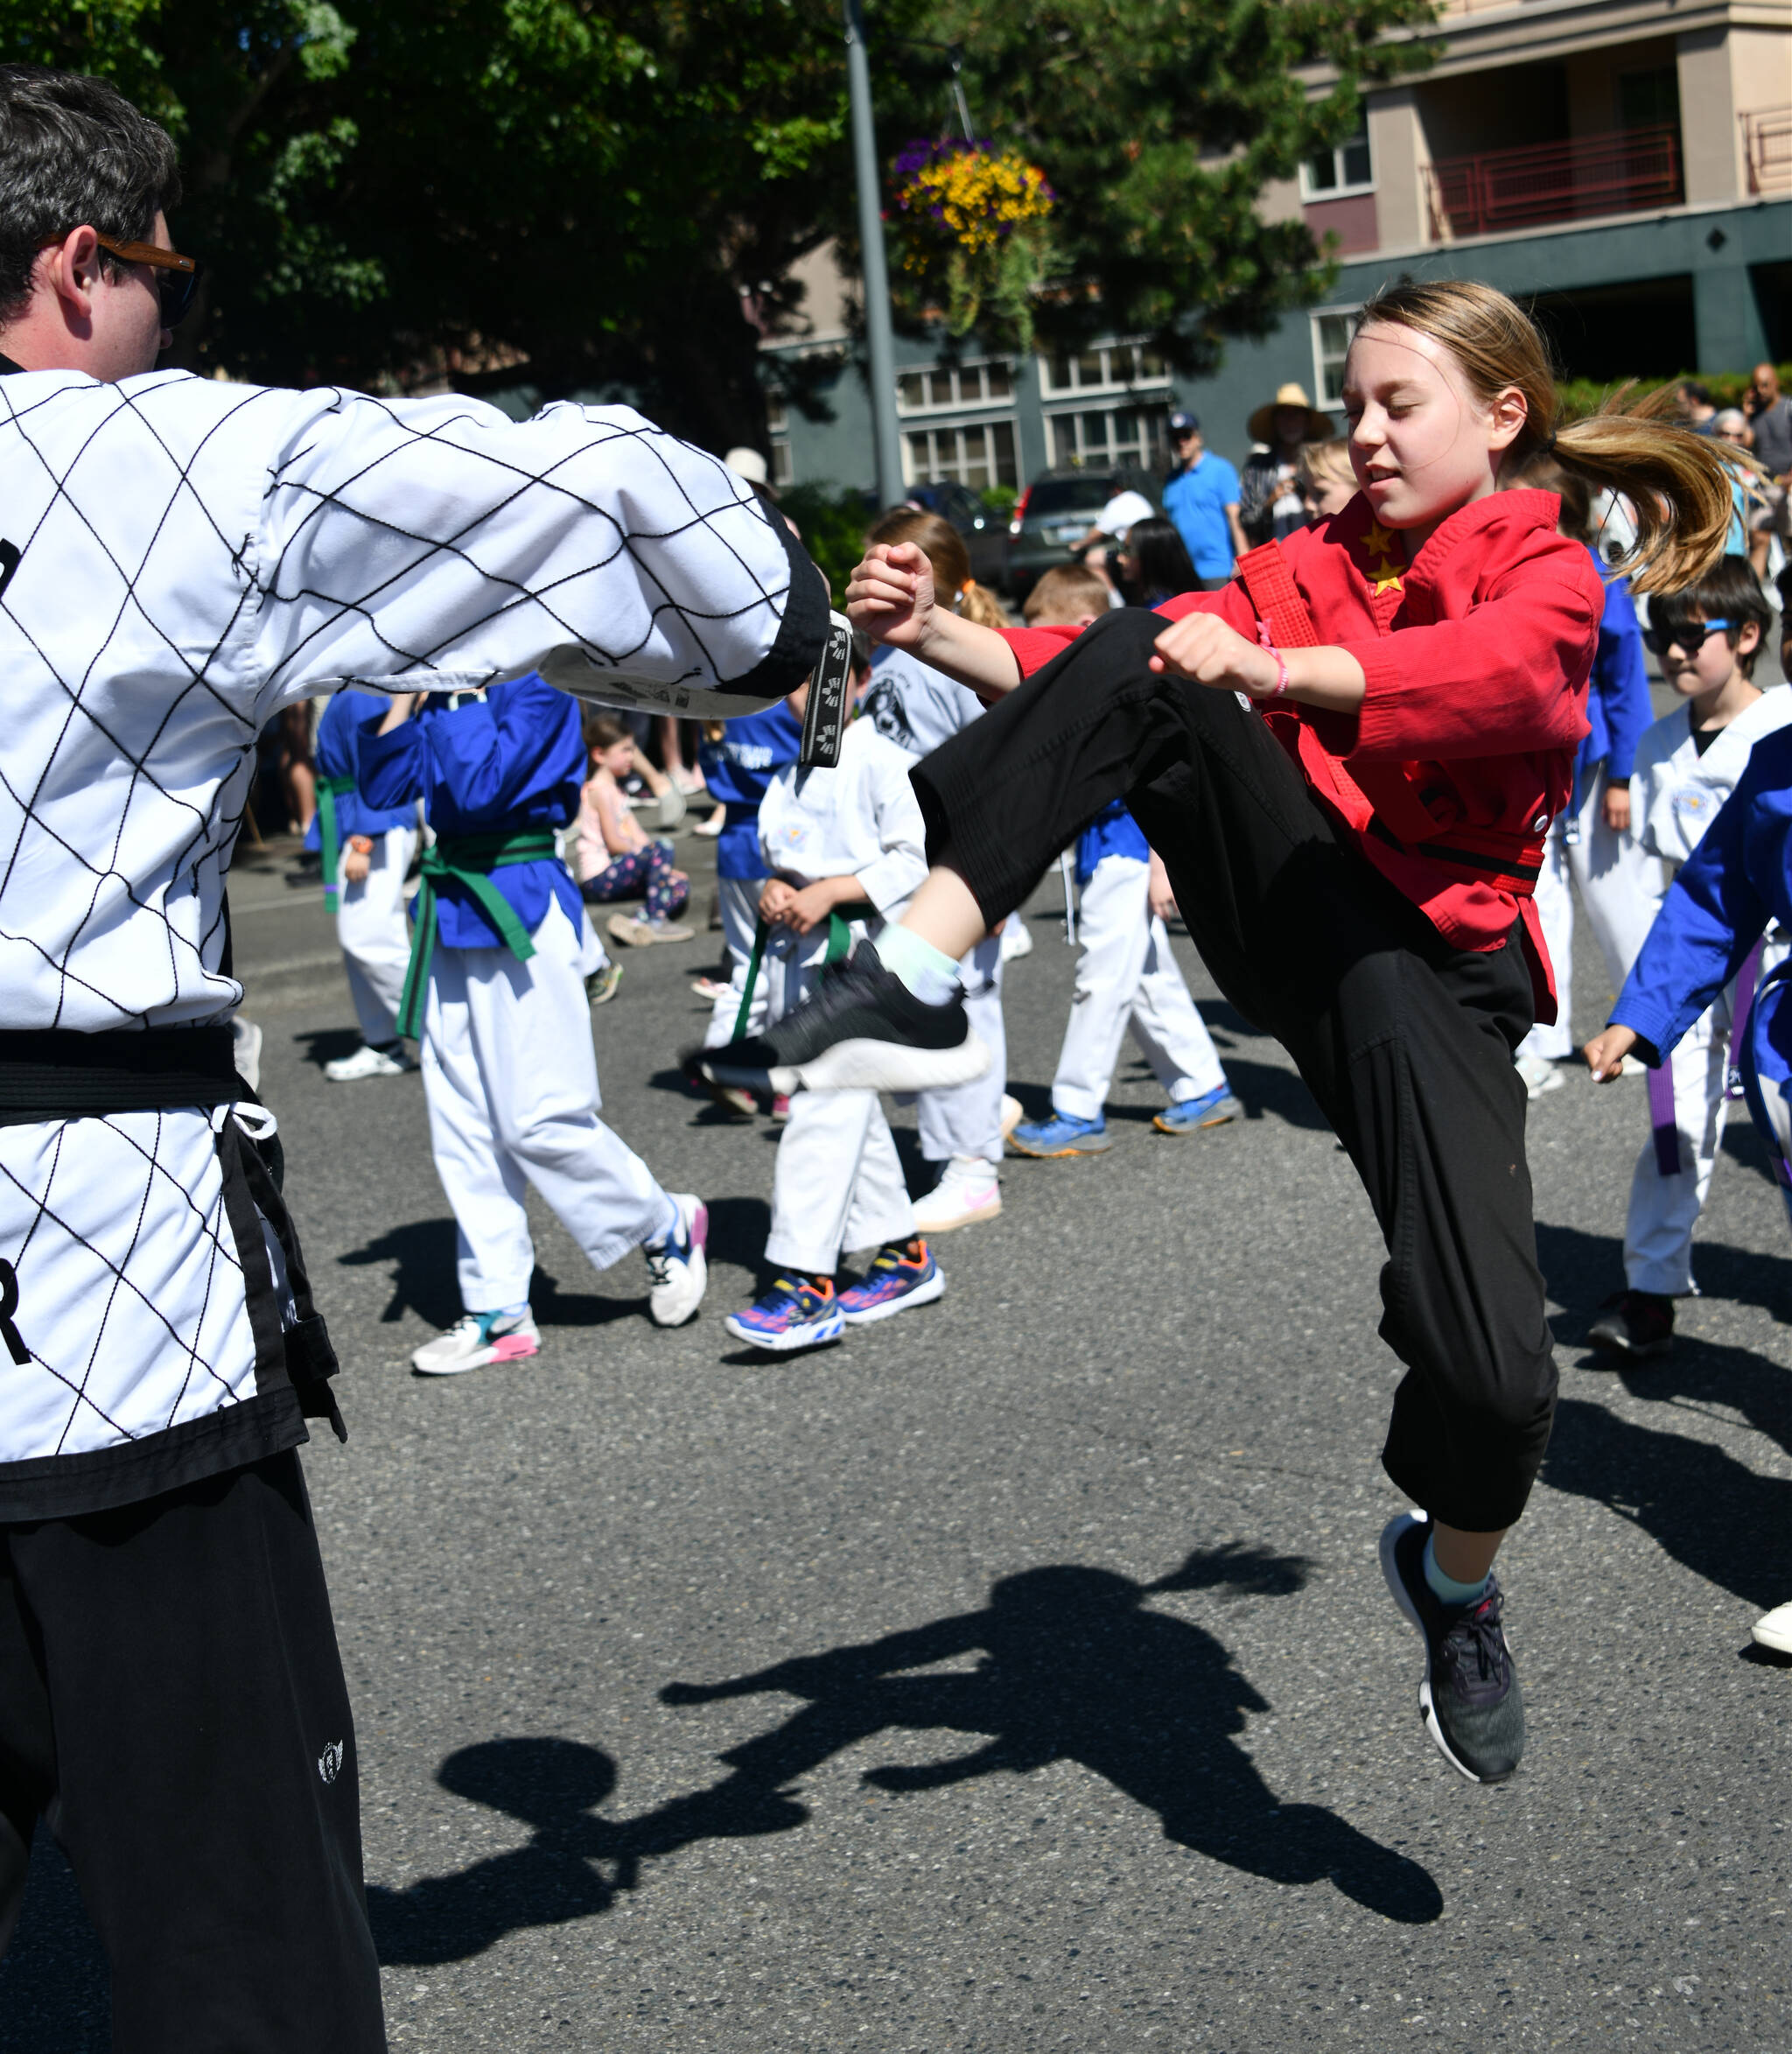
[{"left": 1254, "top": 619, "right": 1291, "bottom": 698}]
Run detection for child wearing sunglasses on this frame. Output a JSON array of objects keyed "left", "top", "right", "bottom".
[{"left": 1585, "top": 555, "right": 1789, "bottom": 1358}]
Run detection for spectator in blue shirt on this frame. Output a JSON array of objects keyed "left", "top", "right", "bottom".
[{"left": 1160, "top": 411, "right": 1246, "bottom": 585}]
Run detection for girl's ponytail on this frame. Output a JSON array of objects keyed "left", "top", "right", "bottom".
[
  {"left": 1355, "top": 279, "right": 1750, "bottom": 593},
  {"left": 956, "top": 579, "right": 1009, "bottom": 629}
]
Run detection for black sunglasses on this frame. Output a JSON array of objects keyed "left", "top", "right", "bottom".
[
  {"left": 92, "top": 233, "right": 201, "bottom": 328},
  {"left": 1642, "top": 619, "right": 1733, "bottom": 655}
]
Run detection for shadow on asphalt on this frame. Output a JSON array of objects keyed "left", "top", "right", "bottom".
[
  {"left": 291, "top": 1025, "right": 370, "bottom": 1072},
  {"left": 337, "top": 1217, "right": 464, "bottom": 1330},
  {"left": 1537, "top": 1219, "right": 1792, "bottom": 1331},
  {"left": 368, "top": 1546, "right": 1443, "bottom": 1964},
  {"left": 0, "top": 1830, "right": 108, "bottom": 2051}
]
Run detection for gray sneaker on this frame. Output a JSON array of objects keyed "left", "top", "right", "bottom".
[{"left": 1380, "top": 1512, "right": 1525, "bottom": 1783}]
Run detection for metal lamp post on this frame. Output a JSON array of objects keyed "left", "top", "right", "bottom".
[{"left": 844, "top": 0, "right": 905, "bottom": 508}]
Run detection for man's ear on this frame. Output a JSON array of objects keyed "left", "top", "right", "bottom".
[{"left": 45, "top": 226, "right": 105, "bottom": 327}]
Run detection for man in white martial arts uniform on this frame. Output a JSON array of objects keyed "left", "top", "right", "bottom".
[
  {"left": 0, "top": 63, "right": 823, "bottom": 2050},
  {"left": 860, "top": 641, "right": 1009, "bottom": 1230},
  {"left": 311, "top": 683, "right": 422, "bottom": 1080}
]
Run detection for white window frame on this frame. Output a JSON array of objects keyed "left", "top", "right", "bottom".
[
  {"left": 894, "top": 359, "right": 1016, "bottom": 416},
  {"left": 1037, "top": 339, "right": 1172, "bottom": 401},
  {"left": 1041, "top": 405, "right": 1171, "bottom": 474},
  {"left": 766, "top": 394, "right": 794, "bottom": 487},
  {"left": 1309, "top": 304, "right": 1361, "bottom": 410},
  {"left": 900, "top": 418, "right": 1020, "bottom": 493},
  {"left": 1299, "top": 125, "right": 1375, "bottom": 202}
]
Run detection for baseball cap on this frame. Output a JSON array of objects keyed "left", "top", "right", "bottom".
[{"left": 1169, "top": 410, "right": 1200, "bottom": 435}]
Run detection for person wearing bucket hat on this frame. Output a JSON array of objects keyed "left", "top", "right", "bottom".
[{"left": 1240, "top": 382, "right": 1335, "bottom": 548}]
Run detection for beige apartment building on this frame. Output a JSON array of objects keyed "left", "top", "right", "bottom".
[{"left": 768, "top": 0, "right": 1791, "bottom": 493}]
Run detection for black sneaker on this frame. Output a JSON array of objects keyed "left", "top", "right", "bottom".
[
  {"left": 688, "top": 941, "right": 990, "bottom": 1096},
  {"left": 1380, "top": 1512, "right": 1525, "bottom": 1783},
  {"left": 1586, "top": 1288, "right": 1674, "bottom": 1357}
]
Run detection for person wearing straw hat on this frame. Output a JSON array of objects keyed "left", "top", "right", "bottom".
[{"left": 1239, "top": 382, "right": 1335, "bottom": 548}]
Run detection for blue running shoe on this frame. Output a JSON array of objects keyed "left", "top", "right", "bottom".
[
  {"left": 837, "top": 1239, "right": 946, "bottom": 1327},
  {"left": 1008, "top": 1110, "right": 1113, "bottom": 1158},
  {"left": 724, "top": 1276, "right": 845, "bottom": 1353},
  {"left": 1154, "top": 1085, "right": 1242, "bottom": 1135}
]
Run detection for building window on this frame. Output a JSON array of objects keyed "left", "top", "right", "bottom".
[
  {"left": 1044, "top": 406, "right": 1170, "bottom": 473},
  {"left": 902, "top": 419, "right": 1018, "bottom": 491},
  {"left": 895, "top": 359, "right": 1014, "bottom": 414},
  {"left": 1301, "top": 124, "right": 1373, "bottom": 200},
  {"left": 766, "top": 394, "right": 794, "bottom": 487},
  {"left": 1311, "top": 307, "right": 1359, "bottom": 409},
  {"left": 1617, "top": 66, "right": 1679, "bottom": 130},
  {"left": 1039, "top": 340, "right": 1170, "bottom": 397}
]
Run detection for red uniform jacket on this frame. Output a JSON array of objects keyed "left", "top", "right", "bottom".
[{"left": 1005, "top": 489, "right": 1603, "bottom": 1020}]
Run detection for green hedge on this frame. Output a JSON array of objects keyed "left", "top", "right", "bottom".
[
  {"left": 1558, "top": 363, "right": 1792, "bottom": 422},
  {"left": 780, "top": 484, "right": 872, "bottom": 609}
]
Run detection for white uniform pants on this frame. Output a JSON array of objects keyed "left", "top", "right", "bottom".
[
  {"left": 704, "top": 874, "right": 770, "bottom": 1049},
  {"left": 917, "top": 934, "right": 1007, "bottom": 1164},
  {"left": 1623, "top": 935, "right": 1788, "bottom": 1295},
  {"left": 1052, "top": 856, "right": 1228, "bottom": 1122},
  {"left": 761, "top": 931, "right": 915, "bottom": 1272},
  {"left": 1519, "top": 773, "right": 1662, "bottom": 1060},
  {"left": 337, "top": 825, "right": 417, "bottom": 1047},
  {"left": 421, "top": 900, "right": 670, "bottom": 1311}
]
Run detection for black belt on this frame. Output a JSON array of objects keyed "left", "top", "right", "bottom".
[
  {"left": 0, "top": 1026, "right": 242, "bottom": 1126},
  {"left": 0, "top": 1025, "right": 344, "bottom": 1439}
]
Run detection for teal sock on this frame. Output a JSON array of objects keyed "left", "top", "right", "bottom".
[
  {"left": 876, "top": 923, "right": 961, "bottom": 1007},
  {"left": 1424, "top": 1532, "right": 1490, "bottom": 1608}
]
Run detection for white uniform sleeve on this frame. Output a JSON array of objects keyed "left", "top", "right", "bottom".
[
  {"left": 248, "top": 389, "right": 826, "bottom": 722},
  {"left": 858, "top": 738, "right": 930, "bottom": 919}
]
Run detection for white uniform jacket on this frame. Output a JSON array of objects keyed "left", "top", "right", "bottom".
[
  {"left": 1634, "top": 687, "right": 1792, "bottom": 874},
  {"left": 0, "top": 364, "right": 824, "bottom": 1515}
]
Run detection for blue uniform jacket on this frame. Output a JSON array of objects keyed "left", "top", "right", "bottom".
[
  {"left": 1575, "top": 549, "right": 1651, "bottom": 797},
  {"left": 357, "top": 674, "right": 584, "bottom": 950},
  {"left": 698, "top": 703, "right": 802, "bottom": 881},
  {"left": 1612, "top": 727, "right": 1792, "bottom": 1104},
  {"left": 303, "top": 686, "right": 416, "bottom": 849},
  {"left": 1076, "top": 800, "right": 1152, "bottom": 885}
]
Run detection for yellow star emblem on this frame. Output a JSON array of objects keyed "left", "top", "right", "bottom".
[
  {"left": 1364, "top": 521, "right": 1396, "bottom": 557},
  {"left": 1373, "top": 570, "right": 1404, "bottom": 596}
]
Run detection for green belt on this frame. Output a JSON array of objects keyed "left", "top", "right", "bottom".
[
  {"left": 396, "top": 831, "right": 562, "bottom": 1039},
  {"left": 731, "top": 900, "right": 875, "bottom": 1043},
  {"left": 316, "top": 775, "right": 359, "bottom": 915}
]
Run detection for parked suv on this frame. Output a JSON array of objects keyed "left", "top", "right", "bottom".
[
  {"left": 1005, "top": 467, "right": 1162, "bottom": 601},
  {"left": 900, "top": 479, "right": 1010, "bottom": 590}
]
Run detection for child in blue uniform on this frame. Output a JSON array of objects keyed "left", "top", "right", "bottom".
[
  {"left": 698, "top": 700, "right": 804, "bottom": 1054},
  {"left": 359, "top": 674, "right": 709, "bottom": 1371},
  {"left": 306, "top": 683, "right": 422, "bottom": 1080}
]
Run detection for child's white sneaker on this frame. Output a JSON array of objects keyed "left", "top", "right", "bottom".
[
  {"left": 412, "top": 1307, "right": 540, "bottom": 1376},
  {"left": 911, "top": 1154, "right": 1002, "bottom": 1233},
  {"left": 1754, "top": 1601, "right": 1792, "bottom": 1655},
  {"left": 1515, "top": 1051, "right": 1564, "bottom": 1100},
  {"left": 646, "top": 1194, "right": 709, "bottom": 1327}
]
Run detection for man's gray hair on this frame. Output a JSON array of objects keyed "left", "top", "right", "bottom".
[{"left": 0, "top": 66, "right": 181, "bottom": 327}]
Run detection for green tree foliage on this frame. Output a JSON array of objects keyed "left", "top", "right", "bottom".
[
  {"left": 1, "top": 0, "right": 1435, "bottom": 438},
  {"left": 883, "top": 0, "right": 1438, "bottom": 373}
]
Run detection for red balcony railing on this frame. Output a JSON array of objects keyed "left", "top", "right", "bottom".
[
  {"left": 1741, "top": 107, "right": 1792, "bottom": 195},
  {"left": 1424, "top": 123, "right": 1682, "bottom": 239}
]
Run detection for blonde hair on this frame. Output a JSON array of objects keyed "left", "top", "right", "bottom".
[
  {"left": 870, "top": 507, "right": 1008, "bottom": 627},
  {"left": 1354, "top": 279, "right": 1743, "bottom": 593},
  {"left": 1024, "top": 562, "right": 1111, "bottom": 625},
  {"left": 1297, "top": 437, "right": 1354, "bottom": 494}
]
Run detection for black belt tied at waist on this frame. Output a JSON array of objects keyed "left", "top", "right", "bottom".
[{"left": 0, "top": 1025, "right": 345, "bottom": 1440}]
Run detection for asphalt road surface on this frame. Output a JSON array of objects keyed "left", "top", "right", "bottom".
[{"left": 4, "top": 821, "right": 1791, "bottom": 2053}]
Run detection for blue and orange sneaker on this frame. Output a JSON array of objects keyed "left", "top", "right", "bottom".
[
  {"left": 837, "top": 1239, "right": 946, "bottom": 1327},
  {"left": 1153, "top": 1084, "right": 1242, "bottom": 1134},
  {"left": 724, "top": 1275, "right": 845, "bottom": 1353}
]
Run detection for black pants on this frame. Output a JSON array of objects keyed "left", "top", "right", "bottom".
[
  {"left": 914, "top": 610, "right": 1556, "bottom": 1530},
  {"left": 0, "top": 1452, "right": 387, "bottom": 2052}
]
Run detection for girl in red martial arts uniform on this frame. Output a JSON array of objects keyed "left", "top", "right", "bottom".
[{"left": 698, "top": 279, "right": 1740, "bottom": 1783}]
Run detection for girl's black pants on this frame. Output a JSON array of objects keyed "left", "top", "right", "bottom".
[{"left": 913, "top": 609, "right": 1556, "bottom": 1531}]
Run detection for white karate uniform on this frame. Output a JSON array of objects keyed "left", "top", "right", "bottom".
[
  {"left": 704, "top": 875, "right": 771, "bottom": 1049},
  {"left": 1622, "top": 687, "right": 1792, "bottom": 1294},
  {"left": 1053, "top": 855, "right": 1228, "bottom": 1121},
  {"left": 337, "top": 823, "right": 419, "bottom": 1046},
  {"left": 423, "top": 898, "right": 672, "bottom": 1309},
  {"left": 756, "top": 725, "right": 929, "bottom": 1273},
  {"left": 1519, "top": 773, "right": 1663, "bottom": 1060},
  {"left": 0, "top": 365, "right": 808, "bottom": 1502},
  {"left": 861, "top": 648, "right": 1007, "bottom": 1163}
]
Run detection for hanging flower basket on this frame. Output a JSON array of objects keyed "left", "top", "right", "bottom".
[{"left": 888, "top": 139, "right": 1056, "bottom": 347}]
